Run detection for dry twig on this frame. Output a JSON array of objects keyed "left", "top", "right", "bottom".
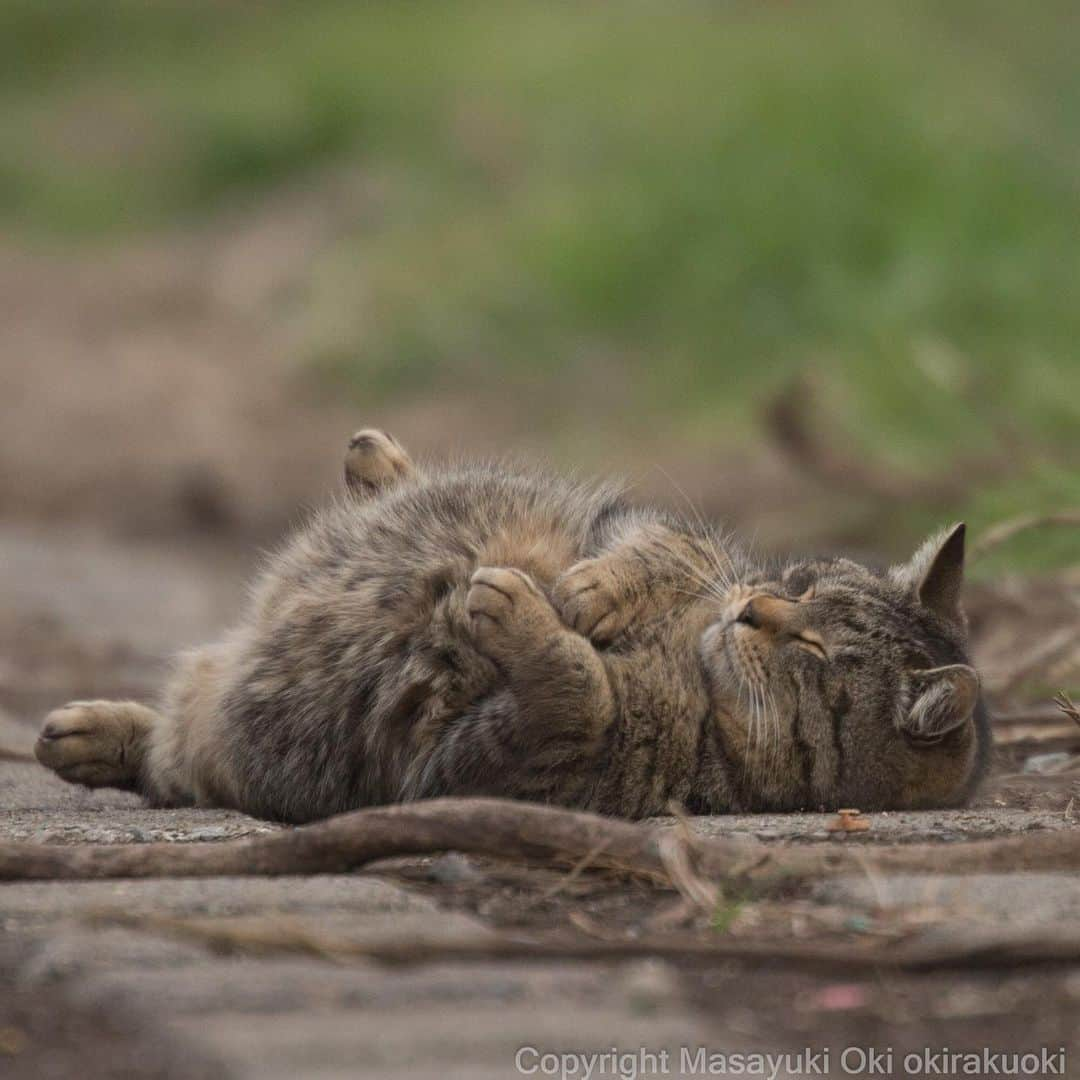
[
  {"left": 657, "top": 829, "right": 720, "bottom": 915},
  {"left": 1055, "top": 691, "right": 1080, "bottom": 728},
  {"left": 523, "top": 839, "right": 613, "bottom": 909},
  {"left": 970, "top": 511, "right": 1080, "bottom": 560},
  {"left": 994, "top": 707, "right": 1077, "bottom": 727},
  {"left": 2, "top": 797, "right": 1079, "bottom": 886},
  {"left": 659, "top": 802, "right": 721, "bottom": 915},
  {"left": 0, "top": 747, "right": 34, "bottom": 763},
  {"left": 762, "top": 374, "right": 997, "bottom": 505},
  {"left": 89, "top": 910, "right": 1080, "bottom": 974},
  {"left": 992, "top": 723, "right": 1080, "bottom": 748},
  {"left": 986, "top": 627, "right": 1080, "bottom": 699}
]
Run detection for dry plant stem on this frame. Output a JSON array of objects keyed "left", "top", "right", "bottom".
[
  {"left": 987, "top": 627, "right": 1080, "bottom": 698},
  {"left": 1055, "top": 691, "right": 1080, "bottom": 728},
  {"left": 523, "top": 839, "right": 613, "bottom": 909},
  {"left": 660, "top": 801, "right": 721, "bottom": 914},
  {"left": 994, "top": 707, "right": 1077, "bottom": 726},
  {"left": 0, "top": 799, "right": 672, "bottom": 884},
  {"left": 92, "top": 911, "right": 1080, "bottom": 974},
  {"left": 992, "top": 723, "right": 1080, "bottom": 748},
  {"left": 2, "top": 797, "right": 1080, "bottom": 885},
  {"left": 970, "top": 511, "right": 1080, "bottom": 560},
  {"left": 657, "top": 829, "right": 720, "bottom": 914},
  {"left": 0, "top": 747, "right": 34, "bottom": 762},
  {"left": 762, "top": 375, "right": 990, "bottom": 505}
]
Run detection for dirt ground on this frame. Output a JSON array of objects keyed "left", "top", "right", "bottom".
[{"left": 1, "top": 226, "right": 1079, "bottom": 1079}]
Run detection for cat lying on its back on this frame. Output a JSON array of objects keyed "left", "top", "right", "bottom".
[{"left": 36, "top": 430, "right": 991, "bottom": 823}]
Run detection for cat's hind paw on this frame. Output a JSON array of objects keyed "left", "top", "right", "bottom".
[
  {"left": 344, "top": 429, "right": 414, "bottom": 497},
  {"left": 35, "top": 700, "right": 156, "bottom": 790}
]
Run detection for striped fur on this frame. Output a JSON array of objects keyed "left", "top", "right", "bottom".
[{"left": 36, "top": 436, "right": 991, "bottom": 822}]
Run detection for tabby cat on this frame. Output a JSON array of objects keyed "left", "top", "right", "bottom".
[{"left": 36, "top": 430, "right": 990, "bottom": 823}]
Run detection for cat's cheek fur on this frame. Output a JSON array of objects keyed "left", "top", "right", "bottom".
[{"left": 698, "top": 627, "right": 741, "bottom": 714}]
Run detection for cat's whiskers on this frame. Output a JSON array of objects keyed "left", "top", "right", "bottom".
[
  {"left": 706, "top": 525, "right": 742, "bottom": 591},
  {"left": 733, "top": 638, "right": 755, "bottom": 783},
  {"left": 669, "top": 585, "right": 723, "bottom": 606},
  {"left": 669, "top": 533, "right": 727, "bottom": 586},
  {"left": 755, "top": 661, "right": 773, "bottom": 787},
  {"left": 665, "top": 545, "right": 731, "bottom": 606},
  {"left": 746, "top": 680, "right": 761, "bottom": 786},
  {"left": 725, "top": 625, "right": 782, "bottom": 804},
  {"left": 764, "top": 684, "right": 783, "bottom": 792},
  {"left": 697, "top": 532, "right": 734, "bottom": 594},
  {"left": 671, "top": 554, "right": 723, "bottom": 597},
  {"left": 743, "top": 647, "right": 770, "bottom": 796},
  {"left": 756, "top": 675, "right": 772, "bottom": 793},
  {"left": 651, "top": 464, "right": 739, "bottom": 595}
]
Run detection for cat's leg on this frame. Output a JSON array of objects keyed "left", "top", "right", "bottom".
[
  {"left": 553, "top": 515, "right": 728, "bottom": 644},
  {"left": 35, "top": 645, "right": 241, "bottom": 809},
  {"left": 344, "top": 428, "right": 415, "bottom": 497},
  {"left": 463, "top": 567, "right": 615, "bottom": 781},
  {"left": 35, "top": 700, "right": 159, "bottom": 793},
  {"left": 401, "top": 566, "right": 614, "bottom": 802}
]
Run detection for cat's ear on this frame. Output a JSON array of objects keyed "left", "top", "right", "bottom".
[
  {"left": 900, "top": 664, "right": 979, "bottom": 744},
  {"left": 892, "top": 522, "right": 966, "bottom": 626}
]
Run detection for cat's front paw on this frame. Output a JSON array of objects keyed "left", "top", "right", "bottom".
[
  {"left": 553, "top": 557, "right": 636, "bottom": 644},
  {"left": 467, "top": 567, "right": 560, "bottom": 660}
]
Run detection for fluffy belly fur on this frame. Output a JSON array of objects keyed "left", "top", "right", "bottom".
[{"left": 203, "top": 467, "right": 643, "bottom": 820}]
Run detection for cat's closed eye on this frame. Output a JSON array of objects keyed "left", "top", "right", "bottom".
[
  {"left": 792, "top": 631, "right": 827, "bottom": 661},
  {"left": 904, "top": 730, "right": 947, "bottom": 748}
]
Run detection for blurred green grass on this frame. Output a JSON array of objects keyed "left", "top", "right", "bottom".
[{"left": 3, "top": 0, "right": 1078, "bottom": 568}]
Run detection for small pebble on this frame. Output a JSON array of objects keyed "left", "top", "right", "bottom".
[
  {"left": 622, "top": 959, "right": 682, "bottom": 1013},
  {"left": 1023, "top": 752, "right": 1072, "bottom": 774},
  {"left": 425, "top": 853, "right": 485, "bottom": 884}
]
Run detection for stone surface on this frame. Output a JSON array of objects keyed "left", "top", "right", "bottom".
[
  {"left": 814, "top": 871, "right": 1080, "bottom": 921},
  {"left": 684, "top": 806, "right": 1077, "bottom": 843},
  {"left": 3, "top": 745, "right": 1078, "bottom": 1079},
  {"left": 0, "top": 517, "right": 1077, "bottom": 1079}
]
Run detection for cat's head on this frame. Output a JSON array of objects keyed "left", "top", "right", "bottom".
[{"left": 700, "top": 524, "right": 991, "bottom": 811}]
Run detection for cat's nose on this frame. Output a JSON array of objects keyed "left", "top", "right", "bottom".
[{"left": 736, "top": 594, "right": 799, "bottom": 635}]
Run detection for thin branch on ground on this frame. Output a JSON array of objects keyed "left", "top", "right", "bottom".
[
  {"left": 657, "top": 828, "right": 720, "bottom": 915},
  {"left": 522, "top": 838, "right": 613, "bottom": 910},
  {"left": 994, "top": 707, "right": 1078, "bottom": 726},
  {"left": 992, "top": 722, "right": 1080, "bottom": 748},
  {"left": 970, "top": 511, "right": 1080, "bottom": 560},
  {"left": 762, "top": 373, "right": 1001, "bottom": 505},
  {"left": 986, "top": 627, "right": 1080, "bottom": 699},
  {"left": 88, "top": 910, "right": 1080, "bottom": 974},
  {"left": 1055, "top": 691, "right": 1080, "bottom": 729},
  {"left": 659, "top": 801, "right": 721, "bottom": 915},
  {"left": 2, "top": 797, "right": 1079, "bottom": 886}
]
